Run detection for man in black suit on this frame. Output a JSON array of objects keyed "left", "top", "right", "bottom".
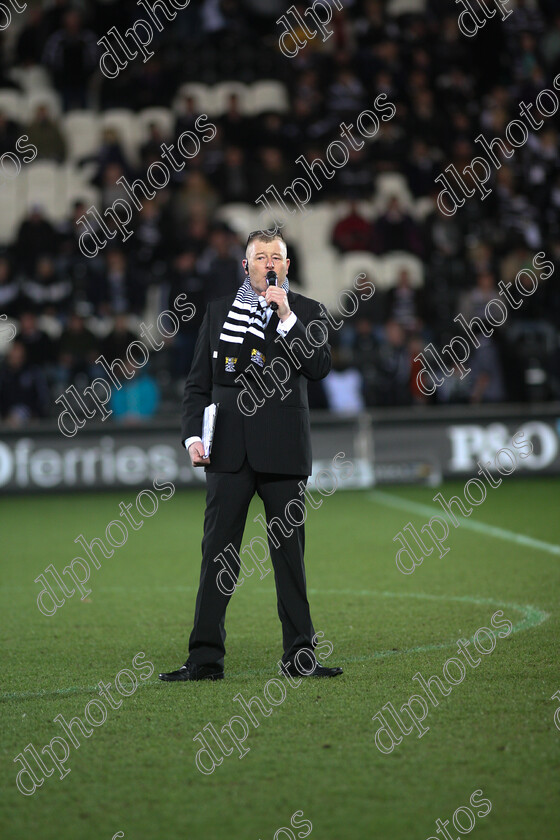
[{"left": 159, "top": 229, "right": 342, "bottom": 681}]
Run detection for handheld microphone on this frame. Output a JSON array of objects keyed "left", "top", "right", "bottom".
[{"left": 266, "top": 270, "right": 279, "bottom": 311}]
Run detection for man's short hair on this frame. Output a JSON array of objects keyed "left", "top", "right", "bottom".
[{"left": 246, "top": 229, "right": 287, "bottom": 251}]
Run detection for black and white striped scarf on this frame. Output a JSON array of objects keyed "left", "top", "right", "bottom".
[{"left": 215, "top": 276, "right": 289, "bottom": 385}]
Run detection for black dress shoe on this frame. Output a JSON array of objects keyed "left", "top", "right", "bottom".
[
  {"left": 158, "top": 661, "right": 224, "bottom": 682},
  {"left": 281, "top": 660, "right": 343, "bottom": 678}
]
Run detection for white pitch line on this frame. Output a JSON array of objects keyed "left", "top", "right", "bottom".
[{"left": 369, "top": 490, "right": 560, "bottom": 557}]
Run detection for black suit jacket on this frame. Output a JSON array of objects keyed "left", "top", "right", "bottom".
[{"left": 182, "top": 290, "right": 331, "bottom": 475}]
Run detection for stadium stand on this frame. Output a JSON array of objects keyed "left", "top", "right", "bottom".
[{"left": 0, "top": 0, "right": 559, "bottom": 427}]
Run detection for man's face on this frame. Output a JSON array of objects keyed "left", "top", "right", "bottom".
[{"left": 244, "top": 238, "right": 290, "bottom": 295}]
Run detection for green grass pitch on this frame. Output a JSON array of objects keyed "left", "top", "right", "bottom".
[{"left": 1, "top": 477, "right": 559, "bottom": 840}]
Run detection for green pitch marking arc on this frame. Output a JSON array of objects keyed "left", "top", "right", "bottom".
[
  {"left": 303, "top": 589, "right": 549, "bottom": 661},
  {"left": 0, "top": 591, "right": 548, "bottom": 702}
]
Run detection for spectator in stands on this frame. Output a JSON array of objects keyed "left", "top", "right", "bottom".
[
  {"left": 494, "top": 167, "right": 542, "bottom": 250},
  {"left": 134, "top": 202, "right": 168, "bottom": 286},
  {"left": 257, "top": 113, "right": 287, "bottom": 151},
  {"left": 524, "top": 127, "right": 559, "bottom": 210},
  {"left": 372, "top": 118, "right": 408, "bottom": 172},
  {"left": 180, "top": 215, "right": 211, "bottom": 257},
  {"left": 323, "top": 350, "right": 365, "bottom": 413},
  {"left": 467, "top": 242, "right": 497, "bottom": 280},
  {"left": 15, "top": 207, "right": 58, "bottom": 274},
  {"left": 437, "top": 362, "right": 473, "bottom": 404},
  {"left": 43, "top": 0, "right": 73, "bottom": 38},
  {"left": 354, "top": 0, "right": 389, "bottom": 48},
  {"left": 333, "top": 147, "right": 372, "bottom": 199},
  {"left": 458, "top": 272, "right": 498, "bottom": 322},
  {"left": 26, "top": 104, "right": 66, "bottom": 163},
  {"left": 197, "top": 222, "right": 244, "bottom": 301},
  {"left": 468, "top": 337, "right": 506, "bottom": 403},
  {"left": 409, "top": 334, "right": 431, "bottom": 405},
  {"left": 132, "top": 58, "right": 171, "bottom": 110},
  {"left": 218, "top": 93, "right": 250, "bottom": 148},
  {"left": 55, "top": 311, "right": 98, "bottom": 388},
  {"left": 0, "top": 110, "right": 21, "bottom": 155},
  {"left": 100, "top": 162, "right": 130, "bottom": 211},
  {"left": 327, "top": 67, "right": 366, "bottom": 118},
  {"left": 109, "top": 361, "right": 160, "bottom": 424},
  {"left": 21, "top": 256, "right": 73, "bottom": 317},
  {"left": 212, "top": 145, "right": 251, "bottom": 203},
  {"left": 170, "top": 170, "right": 220, "bottom": 231},
  {"left": 372, "top": 320, "right": 412, "bottom": 406},
  {"left": 372, "top": 196, "right": 424, "bottom": 257},
  {"left": 331, "top": 201, "right": 372, "bottom": 253},
  {"left": 42, "top": 9, "right": 98, "bottom": 110},
  {"left": 250, "top": 147, "right": 294, "bottom": 199},
  {"left": 347, "top": 316, "right": 377, "bottom": 406},
  {"left": 282, "top": 98, "right": 315, "bottom": 154},
  {"left": 175, "top": 94, "right": 200, "bottom": 140},
  {"left": 541, "top": 12, "right": 560, "bottom": 71},
  {"left": 89, "top": 127, "right": 130, "bottom": 185},
  {"left": 201, "top": 0, "right": 246, "bottom": 38},
  {"left": 89, "top": 249, "right": 145, "bottom": 316},
  {"left": 408, "top": 89, "right": 446, "bottom": 151},
  {"left": 99, "top": 314, "right": 137, "bottom": 368},
  {"left": 405, "top": 139, "right": 439, "bottom": 198},
  {"left": 169, "top": 247, "right": 207, "bottom": 376},
  {"left": 0, "top": 341, "right": 50, "bottom": 426},
  {"left": 140, "top": 122, "right": 168, "bottom": 168},
  {"left": 0, "top": 256, "right": 20, "bottom": 318},
  {"left": 199, "top": 124, "right": 225, "bottom": 183},
  {"left": 384, "top": 268, "right": 425, "bottom": 335},
  {"left": 15, "top": 7, "right": 48, "bottom": 67},
  {"left": 59, "top": 200, "right": 98, "bottom": 263},
  {"left": 18, "top": 311, "right": 56, "bottom": 369}
]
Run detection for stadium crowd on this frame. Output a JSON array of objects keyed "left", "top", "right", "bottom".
[{"left": 1, "top": 0, "right": 559, "bottom": 428}]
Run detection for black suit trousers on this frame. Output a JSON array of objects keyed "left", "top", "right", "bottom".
[{"left": 188, "top": 458, "right": 315, "bottom": 666}]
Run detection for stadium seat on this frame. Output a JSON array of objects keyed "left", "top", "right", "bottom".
[
  {"left": 37, "top": 314, "right": 63, "bottom": 339},
  {"left": 0, "top": 89, "right": 23, "bottom": 121},
  {"left": 174, "top": 83, "right": 218, "bottom": 116},
  {"left": 99, "top": 109, "right": 142, "bottom": 166},
  {"left": 0, "top": 317, "right": 17, "bottom": 356},
  {"left": 248, "top": 81, "right": 289, "bottom": 115},
  {"left": 413, "top": 196, "right": 435, "bottom": 220},
  {"left": 0, "top": 175, "right": 25, "bottom": 244},
  {"left": 339, "top": 252, "right": 383, "bottom": 294},
  {"left": 387, "top": 0, "right": 427, "bottom": 14},
  {"left": 62, "top": 111, "right": 101, "bottom": 163},
  {"left": 298, "top": 246, "right": 341, "bottom": 310},
  {"left": 24, "top": 90, "right": 63, "bottom": 122},
  {"left": 279, "top": 212, "right": 307, "bottom": 250},
  {"left": 216, "top": 202, "right": 261, "bottom": 237},
  {"left": 137, "top": 107, "right": 175, "bottom": 142},
  {"left": 213, "top": 82, "right": 251, "bottom": 116},
  {"left": 299, "top": 205, "right": 339, "bottom": 253},
  {"left": 20, "top": 161, "right": 65, "bottom": 222},
  {"left": 375, "top": 173, "right": 413, "bottom": 205},
  {"left": 381, "top": 252, "right": 424, "bottom": 288},
  {"left": 9, "top": 66, "right": 52, "bottom": 93},
  {"left": 62, "top": 163, "right": 101, "bottom": 213}
]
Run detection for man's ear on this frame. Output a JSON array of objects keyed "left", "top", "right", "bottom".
[{"left": 243, "top": 260, "right": 249, "bottom": 274}]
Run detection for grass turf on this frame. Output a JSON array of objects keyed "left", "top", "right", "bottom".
[{"left": 1, "top": 477, "right": 559, "bottom": 840}]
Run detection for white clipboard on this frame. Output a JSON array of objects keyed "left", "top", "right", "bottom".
[{"left": 202, "top": 403, "right": 219, "bottom": 458}]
